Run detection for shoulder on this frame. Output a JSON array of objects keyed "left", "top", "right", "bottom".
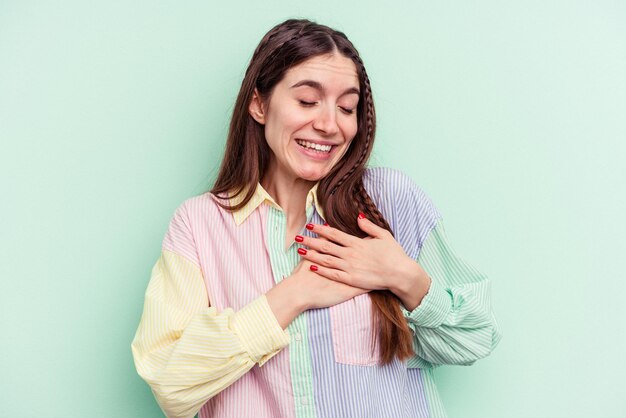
[
  {"left": 362, "top": 167, "right": 442, "bottom": 257},
  {"left": 363, "top": 166, "right": 420, "bottom": 192},
  {"left": 162, "top": 192, "right": 224, "bottom": 263},
  {"left": 362, "top": 167, "right": 441, "bottom": 219},
  {"left": 171, "top": 192, "right": 227, "bottom": 224}
]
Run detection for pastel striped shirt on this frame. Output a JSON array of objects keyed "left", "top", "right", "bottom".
[{"left": 131, "top": 166, "right": 502, "bottom": 418}]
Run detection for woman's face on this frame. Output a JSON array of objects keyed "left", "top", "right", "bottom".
[{"left": 250, "top": 53, "right": 360, "bottom": 184}]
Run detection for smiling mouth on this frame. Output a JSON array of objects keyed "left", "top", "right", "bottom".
[{"left": 295, "top": 139, "right": 334, "bottom": 153}]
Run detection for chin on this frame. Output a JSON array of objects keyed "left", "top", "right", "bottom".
[
  {"left": 298, "top": 173, "right": 324, "bottom": 182},
  {"left": 296, "top": 168, "right": 328, "bottom": 182}
]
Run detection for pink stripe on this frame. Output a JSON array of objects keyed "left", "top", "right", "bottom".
[
  {"left": 162, "top": 200, "right": 201, "bottom": 265},
  {"left": 175, "top": 193, "right": 296, "bottom": 418},
  {"left": 329, "top": 293, "right": 379, "bottom": 365}
]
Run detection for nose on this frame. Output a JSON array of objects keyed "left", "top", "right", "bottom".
[{"left": 312, "top": 104, "right": 339, "bottom": 136}]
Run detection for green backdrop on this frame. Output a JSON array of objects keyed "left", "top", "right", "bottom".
[{"left": 1, "top": 1, "right": 624, "bottom": 417}]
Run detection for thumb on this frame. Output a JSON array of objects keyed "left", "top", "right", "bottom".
[{"left": 357, "top": 212, "right": 386, "bottom": 238}]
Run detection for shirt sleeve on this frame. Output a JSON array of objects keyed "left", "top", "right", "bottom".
[
  {"left": 131, "top": 204, "right": 291, "bottom": 418},
  {"left": 362, "top": 167, "right": 501, "bottom": 369},
  {"left": 402, "top": 218, "right": 502, "bottom": 368}
]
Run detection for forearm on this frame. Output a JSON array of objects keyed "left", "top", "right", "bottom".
[
  {"left": 133, "top": 294, "right": 291, "bottom": 418},
  {"left": 132, "top": 252, "right": 291, "bottom": 417},
  {"left": 399, "top": 219, "right": 502, "bottom": 366},
  {"left": 388, "top": 258, "right": 432, "bottom": 311},
  {"left": 265, "top": 276, "right": 308, "bottom": 329},
  {"left": 404, "top": 280, "right": 501, "bottom": 366}
]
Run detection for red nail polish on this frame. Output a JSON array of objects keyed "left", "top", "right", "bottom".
[
  {"left": 295, "top": 235, "right": 304, "bottom": 242},
  {"left": 358, "top": 212, "right": 366, "bottom": 219},
  {"left": 310, "top": 265, "right": 318, "bottom": 272},
  {"left": 298, "top": 248, "right": 307, "bottom": 255},
  {"left": 305, "top": 223, "right": 314, "bottom": 230},
  {"left": 323, "top": 222, "right": 328, "bottom": 226}
]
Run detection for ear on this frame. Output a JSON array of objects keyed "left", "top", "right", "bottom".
[{"left": 248, "top": 88, "right": 266, "bottom": 125}]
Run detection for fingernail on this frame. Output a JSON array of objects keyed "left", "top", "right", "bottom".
[
  {"left": 358, "top": 212, "right": 366, "bottom": 219},
  {"left": 298, "top": 248, "right": 307, "bottom": 255},
  {"left": 295, "top": 235, "right": 304, "bottom": 242},
  {"left": 305, "top": 223, "right": 314, "bottom": 230},
  {"left": 310, "top": 265, "right": 318, "bottom": 271},
  {"left": 323, "top": 222, "right": 328, "bottom": 226}
]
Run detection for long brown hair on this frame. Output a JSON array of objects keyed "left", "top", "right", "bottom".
[{"left": 210, "top": 19, "right": 413, "bottom": 365}]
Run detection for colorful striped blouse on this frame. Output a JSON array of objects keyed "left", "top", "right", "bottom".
[{"left": 131, "top": 167, "right": 502, "bottom": 418}]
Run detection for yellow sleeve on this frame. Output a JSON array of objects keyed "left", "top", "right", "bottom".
[{"left": 131, "top": 250, "right": 291, "bottom": 418}]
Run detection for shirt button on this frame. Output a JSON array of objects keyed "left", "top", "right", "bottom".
[
  {"left": 294, "top": 333, "right": 302, "bottom": 342},
  {"left": 301, "top": 397, "right": 308, "bottom": 405}
]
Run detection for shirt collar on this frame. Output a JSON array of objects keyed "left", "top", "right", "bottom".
[{"left": 230, "top": 183, "right": 326, "bottom": 226}]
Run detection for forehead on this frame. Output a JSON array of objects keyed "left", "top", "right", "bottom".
[{"left": 282, "top": 54, "right": 359, "bottom": 89}]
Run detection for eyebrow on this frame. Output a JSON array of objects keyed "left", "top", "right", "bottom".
[{"left": 290, "top": 79, "right": 360, "bottom": 96}]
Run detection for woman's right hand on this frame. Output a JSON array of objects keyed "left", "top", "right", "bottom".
[{"left": 266, "top": 258, "right": 368, "bottom": 329}]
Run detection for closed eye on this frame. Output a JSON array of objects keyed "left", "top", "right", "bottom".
[{"left": 299, "top": 100, "right": 354, "bottom": 115}]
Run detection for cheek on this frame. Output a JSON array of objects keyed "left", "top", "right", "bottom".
[
  {"left": 342, "top": 118, "right": 359, "bottom": 142},
  {"left": 266, "top": 107, "right": 310, "bottom": 138}
]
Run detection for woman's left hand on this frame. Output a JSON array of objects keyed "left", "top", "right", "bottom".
[{"left": 296, "top": 213, "right": 431, "bottom": 305}]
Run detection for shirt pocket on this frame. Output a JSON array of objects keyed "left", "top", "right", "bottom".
[{"left": 329, "top": 293, "right": 380, "bottom": 366}]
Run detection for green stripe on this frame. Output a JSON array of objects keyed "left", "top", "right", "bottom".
[
  {"left": 418, "top": 220, "right": 487, "bottom": 287},
  {"left": 405, "top": 218, "right": 502, "bottom": 417},
  {"left": 421, "top": 368, "right": 447, "bottom": 418},
  {"left": 266, "top": 206, "right": 316, "bottom": 418}
]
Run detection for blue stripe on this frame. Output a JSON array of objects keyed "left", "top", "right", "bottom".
[
  {"left": 362, "top": 167, "right": 441, "bottom": 260},
  {"left": 307, "top": 306, "right": 431, "bottom": 417},
  {"left": 304, "top": 177, "right": 438, "bottom": 417}
]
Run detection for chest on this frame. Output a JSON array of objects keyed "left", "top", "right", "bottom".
[{"left": 191, "top": 203, "right": 381, "bottom": 365}]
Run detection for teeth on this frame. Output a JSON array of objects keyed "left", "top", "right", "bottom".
[{"left": 296, "top": 139, "right": 332, "bottom": 152}]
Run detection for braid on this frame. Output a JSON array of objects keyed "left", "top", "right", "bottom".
[
  {"left": 331, "top": 55, "right": 375, "bottom": 194},
  {"left": 355, "top": 177, "right": 414, "bottom": 364},
  {"left": 354, "top": 180, "right": 391, "bottom": 233}
]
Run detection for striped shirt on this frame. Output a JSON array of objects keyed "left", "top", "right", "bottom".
[{"left": 131, "top": 166, "right": 502, "bottom": 418}]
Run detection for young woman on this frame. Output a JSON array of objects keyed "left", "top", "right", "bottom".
[{"left": 132, "top": 18, "right": 501, "bottom": 418}]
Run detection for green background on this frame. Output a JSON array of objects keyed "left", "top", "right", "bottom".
[{"left": 1, "top": 1, "right": 624, "bottom": 417}]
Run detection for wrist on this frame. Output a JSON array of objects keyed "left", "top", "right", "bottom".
[
  {"left": 389, "top": 259, "right": 431, "bottom": 311},
  {"left": 266, "top": 278, "right": 307, "bottom": 329}
]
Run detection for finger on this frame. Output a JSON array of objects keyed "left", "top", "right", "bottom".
[
  {"left": 297, "top": 248, "right": 349, "bottom": 271},
  {"left": 356, "top": 212, "right": 389, "bottom": 239},
  {"left": 305, "top": 222, "right": 357, "bottom": 247},
  {"left": 309, "top": 264, "right": 354, "bottom": 286},
  {"left": 296, "top": 234, "right": 347, "bottom": 258}
]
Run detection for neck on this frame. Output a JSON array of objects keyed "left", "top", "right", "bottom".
[
  {"left": 261, "top": 164, "right": 319, "bottom": 251},
  {"left": 261, "top": 171, "right": 315, "bottom": 218}
]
